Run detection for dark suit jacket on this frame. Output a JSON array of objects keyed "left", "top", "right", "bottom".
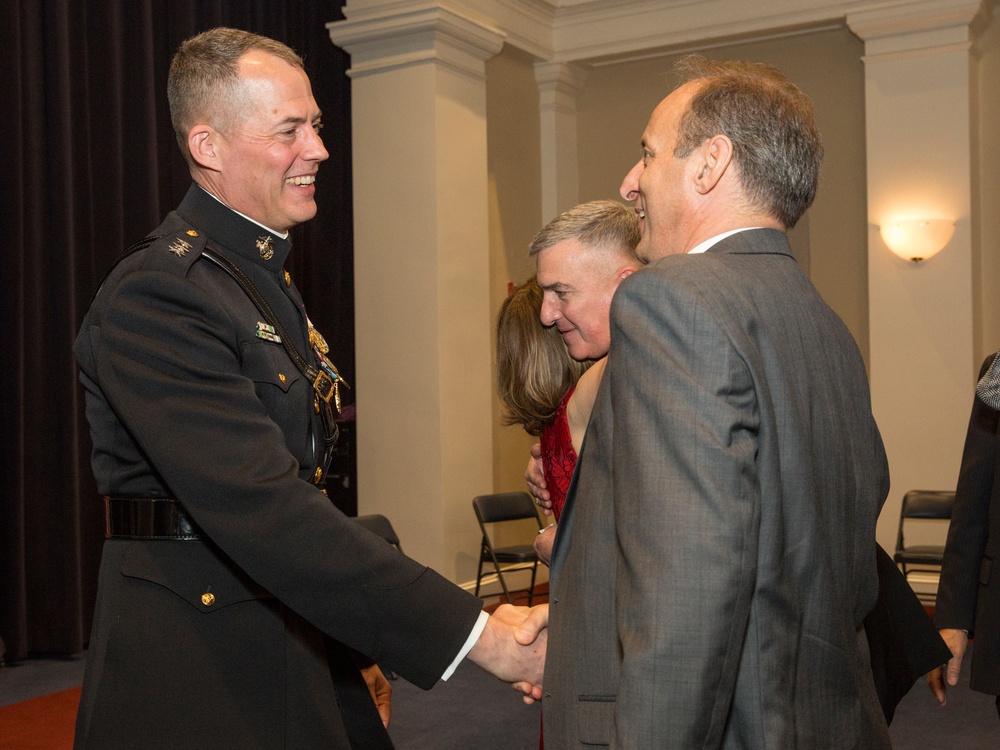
[
  {"left": 543, "top": 230, "right": 889, "bottom": 748},
  {"left": 936, "top": 354, "right": 1000, "bottom": 695},
  {"left": 865, "top": 545, "right": 950, "bottom": 723},
  {"left": 73, "top": 185, "right": 483, "bottom": 748}
]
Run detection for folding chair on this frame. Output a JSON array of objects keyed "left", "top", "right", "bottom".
[
  {"left": 893, "top": 489, "right": 955, "bottom": 573},
  {"left": 893, "top": 489, "right": 955, "bottom": 602},
  {"left": 472, "top": 492, "right": 542, "bottom": 605}
]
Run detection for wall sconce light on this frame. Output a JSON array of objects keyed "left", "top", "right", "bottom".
[{"left": 879, "top": 219, "right": 955, "bottom": 263}]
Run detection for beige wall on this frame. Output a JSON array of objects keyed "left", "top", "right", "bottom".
[
  {"left": 979, "top": 8, "right": 1000, "bottom": 364},
  {"left": 575, "top": 26, "right": 870, "bottom": 364},
  {"left": 486, "top": 45, "right": 547, "bottom": 497}
]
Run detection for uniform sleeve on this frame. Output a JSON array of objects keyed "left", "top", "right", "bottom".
[
  {"left": 936, "top": 356, "right": 1000, "bottom": 634},
  {"left": 609, "top": 268, "right": 758, "bottom": 748},
  {"left": 85, "top": 266, "right": 483, "bottom": 687}
]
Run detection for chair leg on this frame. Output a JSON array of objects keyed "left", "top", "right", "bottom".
[
  {"left": 492, "top": 557, "right": 513, "bottom": 603},
  {"left": 527, "top": 559, "right": 538, "bottom": 606},
  {"left": 474, "top": 541, "right": 489, "bottom": 598}
]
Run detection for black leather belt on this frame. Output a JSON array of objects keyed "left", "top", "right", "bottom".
[{"left": 104, "top": 497, "right": 203, "bottom": 540}]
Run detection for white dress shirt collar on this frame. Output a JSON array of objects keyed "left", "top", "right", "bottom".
[{"left": 688, "top": 227, "right": 764, "bottom": 254}]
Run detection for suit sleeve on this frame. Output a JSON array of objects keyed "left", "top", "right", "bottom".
[
  {"left": 86, "top": 267, "right": 483, "bottom": 687},
  {"left": 935, "top": 355, "right": 1000, "bottom": 634},
  {"left": 609, "top": 268, "right": 758, "bottom": 748}
]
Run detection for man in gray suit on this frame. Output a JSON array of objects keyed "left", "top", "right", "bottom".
[{"left": 518, "top": 55, "right": 890, "bottom": 748}]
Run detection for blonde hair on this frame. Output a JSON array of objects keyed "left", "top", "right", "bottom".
[{"left": 496, "top": 278, "right": 591, "bottom": 436}]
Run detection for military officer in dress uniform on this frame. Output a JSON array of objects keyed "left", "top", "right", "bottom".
[{"left": 73, "top": 27, "right": 545, "bottom": 749}]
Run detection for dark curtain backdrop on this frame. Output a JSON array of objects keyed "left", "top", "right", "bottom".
[{"left": 0, "top": 0, "right": 355, "bottom": 662}]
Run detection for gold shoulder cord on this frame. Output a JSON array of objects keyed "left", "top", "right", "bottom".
[{"left": 308, "top": 321, "right": 349, "bottom": 414}]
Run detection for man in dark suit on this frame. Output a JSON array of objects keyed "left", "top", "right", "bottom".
[
  {"left": 518, "top": 55, "right": 889, "bottom": 748},
  {"left": 930, "top": 353, "right": 1000, "bottom": 718},
  {"left": 73, "top": 27, "right": 544, "bottom": 749}
]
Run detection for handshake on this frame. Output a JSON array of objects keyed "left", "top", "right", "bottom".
[{"left": 468, "top": 602, "right": 549, "bottom": 703}]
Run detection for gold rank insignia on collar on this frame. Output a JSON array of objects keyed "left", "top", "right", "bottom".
[
  {"left": 256, "top": 321, "right": 282, "bottom": 343},
  {"left": 256, "top": 235, "right": 275, "bottom": 260},
  {"left": 168, "top": 238, "right": 192, "bottom": 257}
]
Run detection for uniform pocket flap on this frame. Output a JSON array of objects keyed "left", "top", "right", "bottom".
[
  {"left": 121, "top": 541, "right": 273, "bottom": 612},
  {"left": 577, "top": 695, "right": 615, "bottom": 746},
  {"left": 242, "top": 340, "right": 299, "bottom": 392}
]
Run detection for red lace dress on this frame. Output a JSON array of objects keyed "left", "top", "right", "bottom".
[{"left": 539, "top": 387, "right": 578, "bottom": 520}]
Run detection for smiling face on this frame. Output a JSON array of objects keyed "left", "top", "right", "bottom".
[
  {"left": 196, "top": 51, "right": 329, "bottom": 233},
  {"left": 619, "top": 81, "right": 701, "bottom": 262},
  {"left": 535, "top": 237, "right": 626, "bottom": 361}
]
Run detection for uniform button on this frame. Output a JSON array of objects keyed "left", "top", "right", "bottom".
[
  {"left": 314, "top": 467, "right": 323, "bottom": 484},
  {"left": 278, "top": 373, "right": 287, "bottom": 384},
  {"left": 201, "top": 592, "right": 216, "bottom": 606}
]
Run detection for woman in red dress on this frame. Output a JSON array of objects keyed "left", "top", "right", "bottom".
[{"left": 495, "top": 278, "right": 606, "bottom": 556}]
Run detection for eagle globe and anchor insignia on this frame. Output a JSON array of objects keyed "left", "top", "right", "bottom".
[{"left": 256, "top": 235, "right": 275, "bottom": 260}]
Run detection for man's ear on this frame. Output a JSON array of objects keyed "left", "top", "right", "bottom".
[
  {"left": 619, "top": 265, "right": 639, "bottom": 281},
  {"left": 187, "top": 124, "right": 223, "bottom": 172},
  {"left": 693, "top": 134, "right": 733, "bottom": 195}
]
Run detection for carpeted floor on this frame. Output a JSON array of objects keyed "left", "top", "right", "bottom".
[
  {"left": 2, "top": 641, "right": 999, "bottom": 749},
  {"left": 0, "top": 656, "right": 540, "bottom": 750},
  {"left": 0, "top": 687, "right": 79, "bottom": 750},
  {"left": 888, "top": 643, "right": 1000, "bottom": 749}
]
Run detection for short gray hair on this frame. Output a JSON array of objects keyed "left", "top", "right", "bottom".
[
  {"left": 672, "top": 55, "right": 823, "bottom": 229},
  {"left": 528, "top": 200, "right": 640, "bottom": 260}
]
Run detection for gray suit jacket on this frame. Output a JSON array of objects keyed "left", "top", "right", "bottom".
[{"left": 543, "top": 229, "right": 890, "bottom": 748}]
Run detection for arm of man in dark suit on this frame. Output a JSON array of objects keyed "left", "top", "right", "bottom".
[
  {"left": 608, "top": 266, "right": 759, "bottom": 747},
  {"left": 930, "top": 355, "right": 999, "bottom": 704}
]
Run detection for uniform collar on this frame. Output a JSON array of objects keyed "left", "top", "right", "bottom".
[{"left": 176, "top": 184, "right": 292, "bottom": 271}]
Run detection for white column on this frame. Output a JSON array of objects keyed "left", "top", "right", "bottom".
[
  {"left": 329, "top": 5, "right": 505, "bottom": 581},
  {"left": 847, "top": 0, "right": 986, "bottom": 550},
  {"left": 534, "top": 61, "right": 588, "bottom": 221}
]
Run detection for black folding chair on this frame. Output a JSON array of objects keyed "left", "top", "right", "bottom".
[
  {"left": 893, "top": 489, "right": 955, "bottom": 576},
  {"left": 472, "top": 492, "right": 542, "bottom": 605}
]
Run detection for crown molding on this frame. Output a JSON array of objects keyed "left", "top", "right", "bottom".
[
  {"left": 329, "top": 0, "right": 994, "bottom": 67},
  {"left": 333, "top": 0, "right": 555, "bottom": 59},
  {"left": 546, "top": 0, "right": 990, "bottom": 62},
  {"left": 846, "top": 0, "right": 983, "bottom": 38},
  {"left": 328, "top": 3, "right": 507, "bottom": 80}
]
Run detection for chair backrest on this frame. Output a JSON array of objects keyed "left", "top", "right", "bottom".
[
  {"left": 353, "top": 513, "right": 402, "bottom": 550},
  {"left": 900, "top": 490, "right": 955, "bottom": 520},
  {"left": 473, "top": 492, "right": 540, "bottom": 526},
  {"left": 896, "top": 489, "right": 955, "bottom": 551}
]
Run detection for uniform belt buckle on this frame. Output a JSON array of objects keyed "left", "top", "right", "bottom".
[{"left": 313, "top": 371, "right": 336, "bottom": 404}]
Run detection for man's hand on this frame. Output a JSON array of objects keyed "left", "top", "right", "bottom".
[
  {"left": 526, "top": 443, "right": 553, "bottom": 516},
  {"left": 467, "top": 603, "right": 547, "bottom": 687},
  {"left": 361, "top": 663, "right": 392, "bottom": 727},
  {"left": 534, "top": 524, "right": 557, "bottom": 565},
  {"left": 927, "top": 628, "right": 969, "bottom": 706},
  {"left": 510, "top": 604, "right": 549, "bottom": 704}
]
